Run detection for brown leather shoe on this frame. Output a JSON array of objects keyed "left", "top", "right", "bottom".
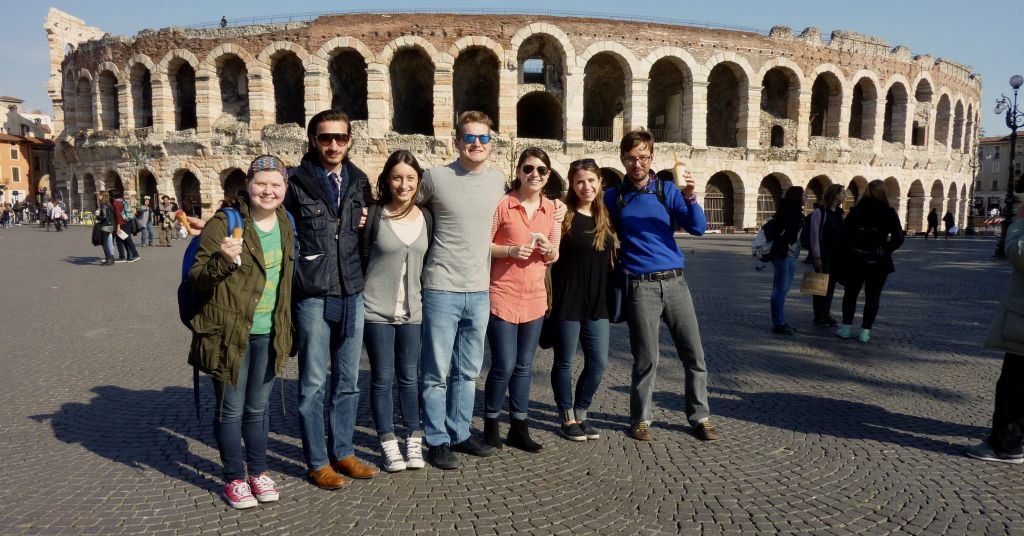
[
  {"left": 307, "top": 465, "right": 346, "bottom": 490},
  {"left": 331, "top": 455, "right": 380, "bottom": 479}
]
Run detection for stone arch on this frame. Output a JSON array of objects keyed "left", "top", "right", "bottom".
[
  {"left": 883, "top": 176, "right": 902, "bottom": 210},
  {"left": 75, "top": 69, "right": 94, "bottom": 131},
  {"left": 934, "top": 93, "right": 951, "bottom": 147},
  {"left": 268, "top": 51, "right": 306, "bottom": 126},
  {"left": 582, "top": 49, "right": 633, "bottom": 141},
  {"left": 808, "top": 66, "right": 845, "bottom": 138},
  {"left": 449, "top": 36, "right": 505, "bottom": 66},
  {"left": 173, "top": 167, "right": 204, "bottom": 218},
  {"left": 453, "top": 46, "right": 501, "bottom": 130},
  {"left": 883, "top": 78, "right": 910, "bottom": 144},
  {"left": 319, "top": 40, "right": 371, "bottom": 121},
  {"left": 946, "top": 181, "right": 959, "bottom": 220},
  {"left": 82, "top": 173, "right": 97, "bottom": 210},
  {"left": 907, "top": 179, "right": 926, "bottom": 233},
  {"left": 515, "top": 31, "right": 571, "bottom": 139},
  {"left": 951, "top": 100, "right": 965, "bottom": 151},
  {"left": 127, "top": 55, "right": 155, "bottom": 128},
  {"left": 578, "top": 42, "right": 639, "bottom": 80},
  {"left": 508, "top": 23, "right": 578, "bottom": 69},
  {"left": 517, "top": 91, "right": 563, "bottom": 140},
  {"left": 159, "top": 50, "right": 200, "bottom": 131},
  {"left": 929, "top": 179, "right": 945, "bottom": 213},
  {"left": 62, "top": 69, "right": 77, "bottom": 132},
  {"left": 139, "top": 169, "right": 159, "bottom": 202},
  {"left": 647, "top": 54, "right": 694, "bottom": 143},
  {"left": 378, "top": 35, "right": 440, "bottom": 66},
  {"left": 105, "top": 169, "right": 125, "bottom": 195},
  {"left": 220, "top": 168, "right": 247, "bottom": 201},
  {"left": 912, "top": 73, "right": 934, "bottom": 103},
  {"left": 210, "top": 52, "right": 252, "bottom": 125},
  {"left": 757, "top": 172, "right": 789, "bottom": 226},
  {"left": 845, "top": 176, "right": 867, "bottom": 212},
  {"left": 96, "top": 67, "right": 121, "bottom": 131},
  {"left": 760, "top": 65, "right": 801, "bottom": 120},
  {"left": 704, "top": 170, "right": 745, "bottom": 230},
  {"left": 388, "top": 44, "right": 435, "bottom": 135},
  {"left": 806, "top": 175, "right": 832, "bottom": 210},
  {"left": 848, "top": 73, "right": 880, "bottom": 141},
  {"left": 704, "top": 59, "right": 750, "bottom": 148}
]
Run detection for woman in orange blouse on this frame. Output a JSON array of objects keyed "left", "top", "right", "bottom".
[{"left": 483, "top": 147, "right": 561, "bottom": 453}]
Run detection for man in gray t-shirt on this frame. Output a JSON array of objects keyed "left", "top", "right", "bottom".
[{"left": 418, "top": 111, "right": 505, "bottom": 469}]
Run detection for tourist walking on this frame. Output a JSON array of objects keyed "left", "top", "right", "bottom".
[
  {"left": 943, "top": 210, "right": 955, "bottom": 239},
  {"left": 159, "top": 195, "right": 175, "bottom": 246},
  {"left": 925, "top": 208, "right": 939, "bottom": 239},
  {"left": 834, "top": 179, "right": 905, "bottom": 343},
  {"left": 187, "top": 155, "right": 295, "bottom": 508},
  {"left": 95, "top": 192, "right": 116, "bottom": 266},
  {"left": 111, "top": 191, "right": 140, "bottom": 262},
  {"left": 285, "top": 109, "right": 378, "bottom": 489},
  {"left": 51, "top": 200, "right": 66, "bottom": 231},
  {"left": 549, "top": 158, "right": 614, "bottom": 442},
  {"left": 138, "top": 197, "right": 155, "bottom": 246},
  {"left": 965, "top": 204, "right": 1024, "bottom": 465},
  {"left": 361, "top": 150, "right": 431, "bottom": 472},
  {"left": 604, "top": 130, "right": 720, "bottom": 443},
  {"left": 810, "top": 184, "right": 846, "bottom": 326},
  {"left": 483, "top": 147, "right": 561, "bottom": 453},
  {"left": 765, "top": 186, "right": 805, "bottom": 335}
]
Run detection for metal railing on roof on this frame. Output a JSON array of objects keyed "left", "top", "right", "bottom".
[{"left": 185, "top": 8, "right": 769, "bottom": 35}]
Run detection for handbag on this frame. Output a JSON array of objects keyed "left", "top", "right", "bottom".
[
  {"left": 799, "top": 271, "right": 829, "bottom": 296},
  {"left": 90, "top": 222, "right": 102, "bottom": 246}
]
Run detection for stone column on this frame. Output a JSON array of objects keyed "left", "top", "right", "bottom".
[
  {"left": 563, "top": 67, "right": 584, "bottom": 143},
  {"left": 304, "top": 69, "right": 327, "bottom": 128},
  {"left": 247, "top": 70, "right": 272, "bottom": 134},
  {"left": 195, "top": 73, "right": 213, "bottom": 134},
  {"left": 836, "top": 93, "right": 850, "bottom": 147},
  {"left": 151, "top": 76, "right": 170, "bottom": 133},
  {"left": 796, "top": 90, "right": 812, "bottom": 149},
  {"left": 741, "top": 87, "right": 761, "bottom": 149},
  {"left": 871, "top": 97, "right": 886, "bottom": 151},
  {"left": 626, "top": 77, "right": 648, "bottom": 133},
  {"left": 365, "top": 63, "right": 389, "bottom": 139},
  {"left": 689, "top": 80, "right": 708, "bottom": 149},
  {"left": 498, "top": 68, "right": 517, "bottom": 136},
  {"left": 433, "top": 63, "right": 454, "bottom": 139},
  {"left": 118, "top": 83, "right": 133, "bottom": 132}
]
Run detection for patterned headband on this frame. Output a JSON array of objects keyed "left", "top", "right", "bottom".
[{"left": 247, "top": 155, "right": 287, "bottom": 180}]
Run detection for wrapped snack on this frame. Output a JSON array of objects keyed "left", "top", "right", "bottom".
[
  {"left": 174, "top": 209, "right": 189, "bottom": 228},
  {"left": 671, "top": 153, "right": 687, "bottom": 187}
]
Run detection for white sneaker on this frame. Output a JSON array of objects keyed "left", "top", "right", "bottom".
[
  {"left": 380, "top": 439, "right": 406, "bottom": 472},
  {"left": 405, "top": 435, "right": 425, "bottom": 470}
]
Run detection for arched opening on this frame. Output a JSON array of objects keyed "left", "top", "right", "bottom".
[
  {"left": 517, "top": 34, "right": 566, "bottom": 93},
  {"left": 648, "top": 58, "right": 691, "bottom": 143},
  {"left": 770, "top": 125, "right": 785, "bottom": 148},
  {"left": 222, "top": 169, "right": 246, "bottom": 203},
  {"left": 757, "top": 173, "right": 786, "bottom": 226},
  {"left": 912, "top": 80, "right": 932, "bottom": 147},
  {"left": 704, "top": 171, "right": 742, "bottom": 230},
  {"left": 517, "top": 92, "right": 563, "bottom": 140},
  {"left": 271, "top": 52, "right": 305, "bottom": 126},
  {"left": 848, "top": 78, "right": 877, "bottom": 141},
  {"left": 453, "top": 47, "right": 500, "bottom": 130},
  {"left": 140, "top": 170, "right": 158, "bottom": 202},
  {"left": 883, "top": 177, "right": 901, "bottom": 210},
  {"left": 177, "top": 171, "right": 202, "bottom": 218},
  {"left": 760, "top": 67, "right": 799, "bottom": 148},
  {"left": 106, "top": 170, "right": 125, "bottom": 195},
  {"left": 706, "top": 63, "right": 745, "bottom": 148},
  {"left": 806, "top": 175, "right": 831, "bottom": 211},
  {"left": 600, "top": 167, "right": 624, "bottom": 190},
  {"left": 170, "top": 60, "right": 197, "bottom": 130},
  {"left": 76, "top": 77, "right": 94, "bottom": 131},
  {"left": 329, "top": 50, "right": 368, "bottom": 120},
  {"left": 946, "top": 182, "right": 958, "bottom": 221},
  {"left": 959, "top": 184, "right": 968, "bottom": 227},
  {"left": 82, "top": 173, "right": 97, "bottom": 211},
  {"left": 97, "top": 71, "right": 120, "bottom": 130},
  {"left": 130, "top": 64, "right": 153, "bottom": 128},
  {"left": 846, "top": 176, "right": 868, "bottom": 213},
  {"left": 934, "top": 95, "right": 951, "bottom": 147},
  {"left": 62, "top": 77, "right": 77, "bottom": 133},
  {"left": 390, "top": 47, "right": 434, "bottom": 135},
  {"left": 964, "top": 104, "right": 975, "bottom": 154},
  {"left": 883, "top": 82, "right": 908, "bottom": 144},
  {"left": 929, "top": 179, "right": 945, "bottom": 214},
  {"left": 906, "top": 180, "right": 926, "bottom": 233},
  {"left": 951, "top": 101, "right": 964, "bottom": 151},
  {"left": 217, "top": 54, "right": 249, "bottom": 124},
  {"left": 809, "top": 72, "right": 841, "bottom": 138},
  {"left": 583, "top": 52, "right": 627, "bottom": 142}
]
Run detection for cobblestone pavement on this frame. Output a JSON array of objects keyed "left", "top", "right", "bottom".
[{"left": 0, "top": 225, "right": 1021, "bottom": 535}]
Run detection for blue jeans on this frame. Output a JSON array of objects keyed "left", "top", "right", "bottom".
[
  {"left": 295, "top": 295, "right": 365, "bottom": 471},
  {"left": 420, "top": 290, "right": 490, "bottom": 447},
  {"left": 484, "top": 315, "right": 544, "bottom": 420},
  {"left": 770, "top": 256, "right": 797, "bottom": 326},
  {"left": 550, "top": 319, "right": 610, "bottom": 422},
  {"left": 625, "top": 274, "right": 710, "bottom": 426},
  {"left": 140, "top": 222, "right": 154, "bottom": 246},
  {"left": 211, "top": 335, "right": 276, "bottom": 482},
  {"left": 101, "top": 231, "right": 115, "bottom": 261},
  {"left": 364, "top": 322, "right": 422, "bottom": 440}
]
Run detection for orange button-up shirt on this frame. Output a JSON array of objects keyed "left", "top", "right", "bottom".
[{"left": 489, "top": 193, "right": 561, "bottom": 323}]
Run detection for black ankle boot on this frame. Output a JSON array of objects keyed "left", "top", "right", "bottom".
[
  {"left": 506, "top": 419, "right": 543, "bottom": 453},
  {"left": 483, "top": 417, "right": 503, "bottom": 449}
]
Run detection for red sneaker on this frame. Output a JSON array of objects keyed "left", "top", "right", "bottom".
[
  {"left": 247, "top": 472, "right": 280, "bottom": 503},
  {"left": 224, "top": 479, "right": 258, "bottom": 509}
]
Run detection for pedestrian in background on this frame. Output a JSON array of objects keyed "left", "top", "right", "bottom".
[
  {"left": 810, "top": 184, "right": 846, "bottom": 326},
  {"left": 943, "top": 210, "right": 955, "bottom": 239},
  {"left": 95, "top": 192, "right": 116, "bottom": 266},
  {"left": 925, "top": 208, "right": 939, "bottom": 239},
  {"left": 765, "top": 186, "right": 805, "bottom": 335},
  {"left": 159, "top": 195, "right": 175, "bottom": 246},
  {"left": 111, "top": 191, "right": 140, "bottom": 262},
  {"left": 138, "top": 197, "right": 154, "bottom": 247}
]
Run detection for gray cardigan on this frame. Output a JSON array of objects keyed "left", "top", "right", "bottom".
[{"left": 363, "top": 214, "right": 429, "bottom": 324}]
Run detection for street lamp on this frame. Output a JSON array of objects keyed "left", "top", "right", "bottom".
[
  {"left": 993, "top": 74, "right": 1024, "bottom": 258},
  {"left": 967, "top": 144, "right": 980, "bottom": 235}
]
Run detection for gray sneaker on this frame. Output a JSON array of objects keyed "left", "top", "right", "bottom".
[
  {"left": 578, "top": 420, "right": 600, "bottom": 440},
  {"left": 965, "top": 443, "right": 1023, "bottom": 464}
]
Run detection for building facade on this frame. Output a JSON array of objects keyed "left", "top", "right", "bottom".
[
  {"left": 44, "top": 9, "right": 981, "bottom": 232},
  {"left": 975, "top": 132, "right": 1024, "bottom": 217}
]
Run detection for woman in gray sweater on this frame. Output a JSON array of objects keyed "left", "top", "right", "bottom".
[{"left": 362, "top": 150, "right": 433, "bottom": 472}]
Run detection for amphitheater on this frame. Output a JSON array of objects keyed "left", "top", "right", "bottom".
[{"left": 44, "top": 8, "right": 981, "bottom": 233}]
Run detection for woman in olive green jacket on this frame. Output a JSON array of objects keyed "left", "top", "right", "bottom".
[{"left": 188, "top": 155, "right": 296, "bottom": 508}]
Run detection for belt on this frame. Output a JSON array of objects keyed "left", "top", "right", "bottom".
[{"left": 629, "top": 269, "right": 683, "bottom": 281}]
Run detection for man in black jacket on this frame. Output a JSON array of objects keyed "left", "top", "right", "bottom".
[
  {"left": 926, "top": 208, "right": 940, "bottom": 239},
  {"left": 285, "top": 109, "right": 379, "bottom": 490}
]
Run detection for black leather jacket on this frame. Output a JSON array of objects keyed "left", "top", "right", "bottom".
[{"left": 285, "top": 153, "right": 368, "bottom": 298}]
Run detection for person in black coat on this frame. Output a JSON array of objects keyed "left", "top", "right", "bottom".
[
  {"left": 834, "top": 179, "right": 905, "bottom": 342},
  {"left": 809, "top": 184, "right": 846, "bottom": 326},
  {"left": 765, "top": 186, "right": 805, "bottom": 334},
  {"left": 943, "top": 211, "right": 956, "bottom": 239},
  {"left": 926, "top": 208, "right": 940, "bottom": 239}
]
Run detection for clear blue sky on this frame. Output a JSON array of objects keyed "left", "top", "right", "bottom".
[{"left": 2, "top": 1, "right": 1018, "bottom": 135}]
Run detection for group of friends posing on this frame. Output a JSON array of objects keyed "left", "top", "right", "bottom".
[{"left": 186, "top": 109, "right": 719, "bottom": 509}]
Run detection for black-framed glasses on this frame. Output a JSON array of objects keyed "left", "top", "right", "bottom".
[
  {"left": 316, "top": 133, "right": 351, "bottom": 146},
  {"left": 570, "top": 158, "right": 597, "bottom": 167},
  {"left": 622, "top": 156, "right": 652, "bottom": 166},
  {"left": 521, "top": 165, "right": 550, "bottom": 176},
  {"left": 461, "top": 133, "right": 492, "bottom": 145}
]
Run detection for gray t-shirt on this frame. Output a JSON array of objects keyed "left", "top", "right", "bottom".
[{"left": 419, "top": 160, "right": 507, "bottom": 292}]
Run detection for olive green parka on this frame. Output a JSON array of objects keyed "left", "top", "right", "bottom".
[{"left": 187, "top": 194, "right": 295, "bottom": 385}]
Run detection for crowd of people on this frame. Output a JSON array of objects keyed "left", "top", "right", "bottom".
[
  {"left": 91, "top": 192, "right": 192, "bottom": 264},
  {"left": 0, "top": 199, "right": 71, "bottom": 230}
]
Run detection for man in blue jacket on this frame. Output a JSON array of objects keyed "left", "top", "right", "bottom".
[{"left": 604, "top": 130, "right": 720, "bottom": 443}]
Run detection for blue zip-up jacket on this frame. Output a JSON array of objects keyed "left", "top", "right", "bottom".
[{"left": 605, "top": 174, "right": 707, "bottom": 275}]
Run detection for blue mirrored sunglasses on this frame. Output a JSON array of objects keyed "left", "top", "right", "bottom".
[{"left": 461, "top": 133, "right": 492, "bottom": 145}]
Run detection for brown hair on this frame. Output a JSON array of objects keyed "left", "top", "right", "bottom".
[
  {"left": 455, "top": 110, "right": 494, "bottom": 138},
  {"left": 510, "top": 147, "right": 552, "bottom": 191},
  {"left": 376, "top": 150, "right": 424, "bottom": 220},
  {"left": 564, "top": 159, "right": 614, "bottom": 252},
  {"left": 619, "top": 130, "right": 655, "bottom": 157},
  {"left": 860, "top": 179, "right": 889, "bottom": 206},
  {"left": 821, "top": 184, "right": 845, "bottom": 209},
  {"left": 306, "top": 109, "right": 350, "bottom": 154}
]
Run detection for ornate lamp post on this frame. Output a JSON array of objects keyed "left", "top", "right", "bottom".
[
  {"left": 993, "top": 74, "right": 1024, "bottom": 258},
  {"left": 967, "top": 144, "right": 979, "bottom": 235}
]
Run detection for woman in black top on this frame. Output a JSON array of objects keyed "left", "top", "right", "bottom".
[
  {"left": 809, "top": 184, "right": 846, "bottom": 326},
  {"left": 549, "top": 159, "right": 615, "bottom": 442},
  {"left": 765, "top": 186, "right": 805, "bottom": 334},
  {"left": 834, "top": 179, "right": 905, "bottom": 343}
]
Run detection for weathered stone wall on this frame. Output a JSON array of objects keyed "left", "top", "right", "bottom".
[{"left": 46, "top": 9, "right": 982, "bottom": 231}]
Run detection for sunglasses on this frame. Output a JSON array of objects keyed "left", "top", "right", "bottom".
[
  {"left": 521, "top": 164, "right": 550, "bottom": 176},
  {"left": 461, "top": 133, "right": 492, "bottom": 145},
  {"left": 316, "top": 133, "right": 351, "bottom": 146}
]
